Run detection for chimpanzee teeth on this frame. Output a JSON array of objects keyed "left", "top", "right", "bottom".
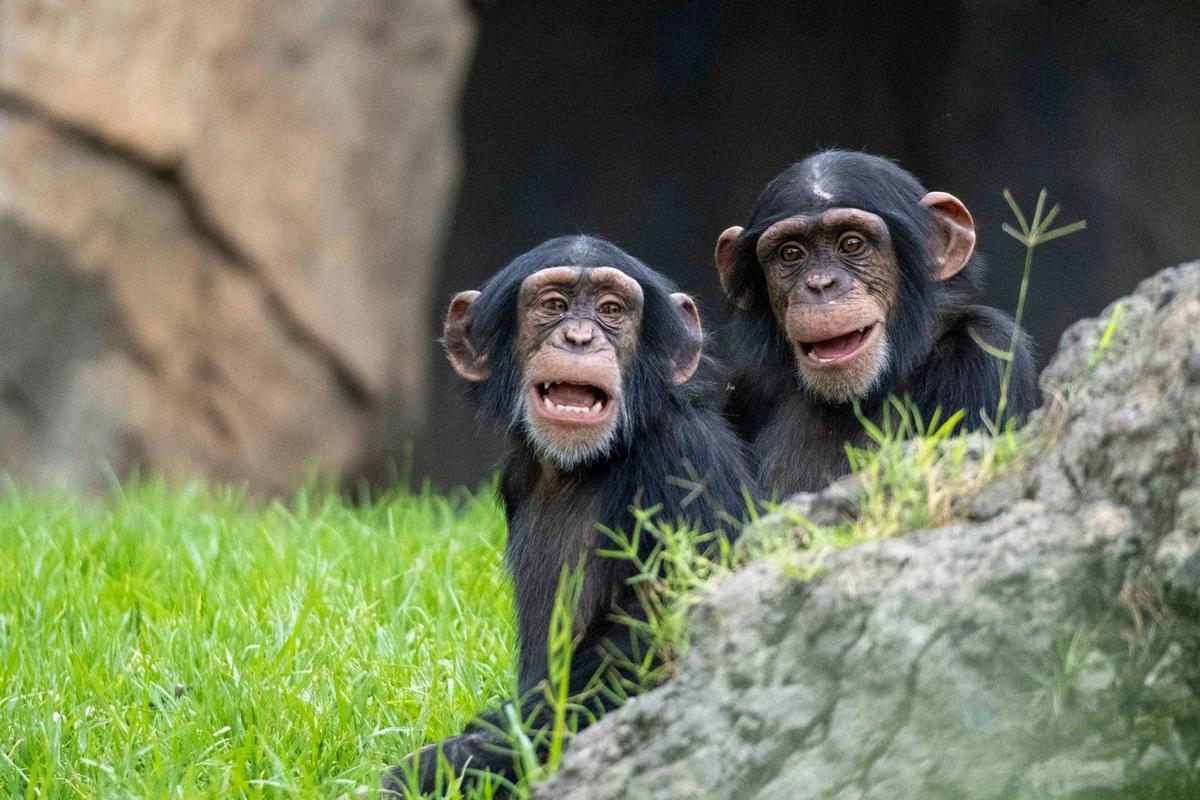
[
  {"left": 538, "top": 386, "right": 605, "bottom": 416},
  {"left": 539, "top": 401, "right": 601, "bottom": 415}
]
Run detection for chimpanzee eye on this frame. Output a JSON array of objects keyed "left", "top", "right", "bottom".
[
  {"left": 839, "top": 234, "right": 865, "bottom": 254},
  {"left": 597, "top": 299, "right": 623, "bottom": 316},
  {"left": 779, "top": 243, "right": 804, "bottom": 264},
  {"left": 542, "top": 296, "right": 568, "bottom": 314}
]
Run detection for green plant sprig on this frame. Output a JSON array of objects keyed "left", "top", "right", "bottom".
[{"left": 994, "top": 188, "right": 1087, "bottom": 426}]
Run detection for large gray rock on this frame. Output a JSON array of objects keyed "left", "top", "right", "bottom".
[
  {"left": 0, "top": 0, "right": 473, "bottom": 491},
  {"left": 536, "top": 263, "right": 1200, "bottom": 799}
]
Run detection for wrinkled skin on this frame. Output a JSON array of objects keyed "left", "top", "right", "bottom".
[
  {"left": 718, "top": 196, "right": 972, "bottom": 403},
  {"left": 514, "top": 266, "right": 643, "bottom": 466},
  {"left": 751, "top": 208, "right": 900, "bottom": 401},
  {"left": 446, "top": 265, "right": 700, "bottom": 469}
]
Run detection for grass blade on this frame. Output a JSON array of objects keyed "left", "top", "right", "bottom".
[
  {"left": 1003, "top": 189, "right": 1030, "bottom": 236},
  {"left": 1035, "top": 220, "right": 1088, "bottom": 244},
  {"left": 968, "top": 325, "right": 1014, "bottom": 360},
  {"left": 1039, "top": 203, "right": 1061, "bottom": 232},
  {"left": 1001, "top": 222, "right": 1029, "bottom": 245},
  {"left": 1031, "top": 189, "right": 1048, "bottom": 233}
]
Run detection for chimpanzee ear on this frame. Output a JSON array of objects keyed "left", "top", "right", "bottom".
[
  {"left": 921, "top": 191, "right": 976, "bottom": 280},
  {"left": 443, "top": 290, "right": 489, "bottom": 382},
  {"left": 714, "top": 226, "right": 749, "bottom": 309},
  {"left": 670, "top": 292, "right": 703, "bottom": 384}
]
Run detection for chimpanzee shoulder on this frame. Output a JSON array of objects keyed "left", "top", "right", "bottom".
[
  {"left": 907, "top": 304, "right": 1039, "bottom": 429},
  {"left": 603, "top": 397, "right": 756, "bottom": 536}
]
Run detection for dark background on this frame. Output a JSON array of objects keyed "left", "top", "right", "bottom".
[{"left": 409, "top": 0, "right": 1200, "bottom": 490}]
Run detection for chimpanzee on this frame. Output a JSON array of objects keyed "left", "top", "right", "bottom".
[
  {"left": 383, "top": 235, "right": 757, "bottom": 795},
  {"left": 715, "top": 150, "right": 1038, "bottom": 496}
]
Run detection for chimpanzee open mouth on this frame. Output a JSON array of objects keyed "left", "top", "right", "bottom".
[
  {"left": 530, "top": 381, "right": 614, "bottom": 423},
  {"left": 798, "top": 322, "right": 881, "bottom": 366}
]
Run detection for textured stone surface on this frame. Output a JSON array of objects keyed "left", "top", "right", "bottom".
[
  {"left": 536, "top": 263, "right": 1200, "bottom": 800},
  {"left": 0, "top": 0, "right": 473, "bottom": 491}
]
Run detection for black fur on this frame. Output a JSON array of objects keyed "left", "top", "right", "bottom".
[
  {"left": 385, "top": 236, "right": 757, "bottom": 796},
  {"left": 721, "top": 151, "right": 1039, "bottom": 495}
]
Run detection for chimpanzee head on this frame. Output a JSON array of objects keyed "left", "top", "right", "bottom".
[
  {"left": 715, "top": 150, "right": 978, "bottom": 403},
  {"left": 444, "top": 236, "right": 703, "bottom": 469}
]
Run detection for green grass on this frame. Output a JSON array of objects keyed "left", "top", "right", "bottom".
[
  {"left": 0, "top": 479, "right": 513, "bottom": 798},
  {"left": 0, "top": 424, "right": 1045, "bottom": 800}
]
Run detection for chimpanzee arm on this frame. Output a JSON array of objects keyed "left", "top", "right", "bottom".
[{"left": 382, "top": 599, "right": 646, "bottom": 796}]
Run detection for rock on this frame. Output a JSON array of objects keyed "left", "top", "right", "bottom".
[
  {"left": 0, "top": 0, "right": 474, "bottom": 491},
  {"left": 535, "top": 262, "right": 1200, "bottom": 800}
]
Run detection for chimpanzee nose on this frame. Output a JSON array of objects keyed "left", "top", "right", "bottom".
[
  {"left": 563, "top": 321, "right": 596, "bottom": 347},
  {"left": 806, "top": 271, "right": 839, "bottom": 294}
]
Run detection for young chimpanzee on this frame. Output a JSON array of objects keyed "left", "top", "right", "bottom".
[
  {"left": 384, "top": 235, "right": 756, "bottom": 795},
  {"left": 715, "top": 150, "right": 1038, "bottom": 496}
]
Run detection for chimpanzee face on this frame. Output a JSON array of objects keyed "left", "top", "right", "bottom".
[
  {"left": 716, "top": 186, "right": 976, "bottom": 403},
  {"left": 445, "top": 238, "right": 704, "bottom": 472},
  {"left": 753, "top": 208, "right": 897, "bottom": 401},
  {"left": 512, "top": 266, "right": 643, "bottom": 467}
]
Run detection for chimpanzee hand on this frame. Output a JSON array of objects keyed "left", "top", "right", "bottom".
[{"left": 382, "top": 726, "right": 517, "bottom": 798}]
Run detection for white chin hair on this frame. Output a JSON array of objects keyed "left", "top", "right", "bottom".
[
  {"left": 801, "top": 331, "right": 892, "bottom": 403},
  {"left": 518, "top": 400, "right": 623, "bottom": 470}
]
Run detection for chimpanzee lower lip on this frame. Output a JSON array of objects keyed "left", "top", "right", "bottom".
[
  {"left": 529, "top": 382, "right": 614, "bottom": 423},
  {"left": 798, "top": 322, "right": 881, "bottom": 367}
]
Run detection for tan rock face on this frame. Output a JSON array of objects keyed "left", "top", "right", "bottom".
[{"left": 0, "top": 0, "right": 474, "bottom": 492}]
